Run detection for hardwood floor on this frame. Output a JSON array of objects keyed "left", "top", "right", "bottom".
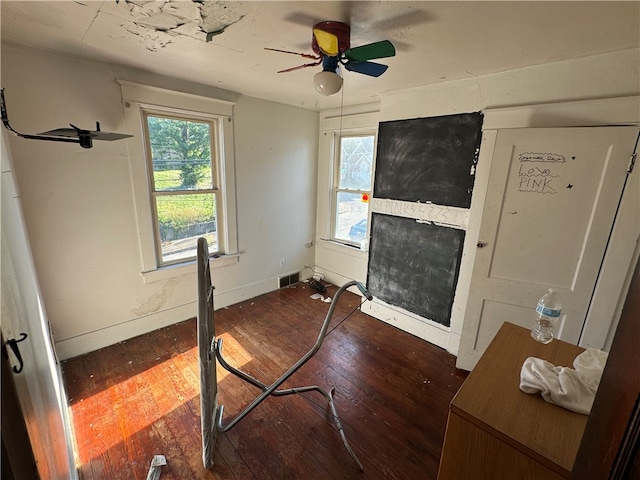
[{"left": 62, "top": 282, "right": 468, "bottom": 480}]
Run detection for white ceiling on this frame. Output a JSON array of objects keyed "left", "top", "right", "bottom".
[{"left": 2, "top": 1, "right": 639, "bottom": 111}]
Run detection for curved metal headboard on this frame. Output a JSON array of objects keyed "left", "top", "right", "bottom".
[{"left": 197, "top": 237, "right": 217, "bottom": 469}]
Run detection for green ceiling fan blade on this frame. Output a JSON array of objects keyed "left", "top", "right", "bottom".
[{"left": 344, "top": 40, "right": 395, "bottom": 62}]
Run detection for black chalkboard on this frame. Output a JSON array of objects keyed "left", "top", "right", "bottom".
[
  {"left": 374, "top": 112, "right": 483, "bottom": 208},
  {"left": 366, "top": 213, "right": 465, "bottom": 327}
]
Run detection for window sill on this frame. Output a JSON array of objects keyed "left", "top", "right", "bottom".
[
  {"left": 141, "top": 253, "right": 239, "bottom": 284},
  {"left": 317, "top": 238, "right": 368, "bottom": 257}
]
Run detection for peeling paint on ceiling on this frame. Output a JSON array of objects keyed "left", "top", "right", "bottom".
[
  {"left": 119, "top": 0, "right": 247, "bottom": 44},
  {"left": 3, "top": 1, "right": 638, "bottom": 111}
]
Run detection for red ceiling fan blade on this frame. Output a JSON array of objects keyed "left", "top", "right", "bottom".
[
  {"left": 264, "top": 47, "right": 319, "bottom": 60},
  {"left": 277, "top": 60, "right": 322, "bottom": 73}
]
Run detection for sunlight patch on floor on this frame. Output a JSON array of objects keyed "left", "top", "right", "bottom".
[{"left": 70, "top": 333, "right": 253, "bottom": 465}]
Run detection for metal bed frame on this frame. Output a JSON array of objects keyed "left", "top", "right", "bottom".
[{"left": 197, "top": 237, "right": 372, "bottom": 471}]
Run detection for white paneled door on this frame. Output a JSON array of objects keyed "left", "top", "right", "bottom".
[
  {"left": 1, "top": 133, "right": 77, "bottom": 479},
  {"left": 457, "top": 126, "right": 639, "bottom": 370}
]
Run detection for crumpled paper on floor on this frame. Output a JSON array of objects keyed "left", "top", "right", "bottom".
[{"left": 310, "top": 293, "right": 332, "bottom": 303}]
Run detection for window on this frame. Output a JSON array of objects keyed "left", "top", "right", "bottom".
[
  {"left": 332, "top": 134, "right": 375, "bottom": 247},
  {"left": 143, "top": 112, "right": 221, "bottom": 266},
  {"left": 119, "top": 81, "right": 237, "bottom": 277}
]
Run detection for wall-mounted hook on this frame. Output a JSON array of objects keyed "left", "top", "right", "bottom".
[{"left": 2, "top": 333, "right": 28, "bottom": 374}]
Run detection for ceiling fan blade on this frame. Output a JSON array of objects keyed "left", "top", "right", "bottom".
[
  {"left": 38, "top": 127, "right": 132, "bottom": 141},
  {"left": 344, "top": 40, "right": 395, "bottom": 62},
  {"left": 38, "top": 127, "right": 86, "bottom": 138},
  {"left": 264, "top": 47, "right": 319, "bottom": 60},
  {"left": 277, "top": 60, "right": 322, "bottom": 73},
  {"left": 313, "top": 28, "right": 339, "bottom": 56},
  {"left": 284, "top": 12, "right": 320, "bottom": 27},
  {"left": 344, "top": 61, "right": 389, "bottom": 78},
  {"left": 90, "top": 132, "right": 134, "bottom": 141}
]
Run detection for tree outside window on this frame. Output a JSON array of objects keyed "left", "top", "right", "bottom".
[{"left": 145, "top": 114, "right": 221, "bottom": 265}]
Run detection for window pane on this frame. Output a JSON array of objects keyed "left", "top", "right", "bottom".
[
  {"left": 334, "top": 191, "right": 368, "bottom": 245},
  {"left": 147, "top": 116, "right": 213, "bottom": 191},
  {"left": 339, "top": 136, "right": 374, "bottom": 190},
  {"left": 155, "top": 193, "right": 217, "bottom": 263}
]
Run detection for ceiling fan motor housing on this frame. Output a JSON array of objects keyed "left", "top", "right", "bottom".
[{"left": 312, "top": 21, "right": 351, "bottom": 55}]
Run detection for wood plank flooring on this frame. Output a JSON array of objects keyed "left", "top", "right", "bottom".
[{"left": 62, "top": 282, "right": 468, "bottom": 480}]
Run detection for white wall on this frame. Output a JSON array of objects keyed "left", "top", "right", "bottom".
[
  {"left": 315, "top": 48, "right": 640, "bottom": 354},
  {"left": 380, "top": 48, "right": 639, "bottom": 121},
  {"left": 1, "top": 42, "right": 318, "bottom": 360},
  {"left": 3, "top": 41, "right": 637, "bottom": 361}
]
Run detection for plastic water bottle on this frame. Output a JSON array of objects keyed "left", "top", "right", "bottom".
[{"left": 531, "top": 289, "right": 562, "bottom": 344}]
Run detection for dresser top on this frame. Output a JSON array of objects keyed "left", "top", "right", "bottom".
[{"left": 451, "top": 322, "right": 589, "bottom": 475}]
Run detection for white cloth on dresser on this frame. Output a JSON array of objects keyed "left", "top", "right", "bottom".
[{"left": 519, "top": 348, "right": 608, "bottom": 415}]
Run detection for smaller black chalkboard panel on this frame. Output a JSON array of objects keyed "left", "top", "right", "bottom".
[
  {"left": 374, "top": 112, "right": 483, "bottom": 208},
  {"left": 367, "top": 213, "right": 465, "bottom": 327}
]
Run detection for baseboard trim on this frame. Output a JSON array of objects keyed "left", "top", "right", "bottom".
[
  {"left": 55, "top": 277, "right": 277, "bottom": 360},
  {"left": 360, "top": 298, "right": 451, "bottom": 351}
]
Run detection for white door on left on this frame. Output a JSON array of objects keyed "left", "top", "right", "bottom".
[{"left": 1, "top": 131, "right": 77, "bottom": 479}]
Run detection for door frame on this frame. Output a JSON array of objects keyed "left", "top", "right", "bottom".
[{"left": 453, "top": 95, "right": 640, "bottom": 370}]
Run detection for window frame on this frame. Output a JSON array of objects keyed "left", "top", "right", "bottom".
[
  {"left": 330, "top": 131, "right": 377, "bottom": 248},
  {"left": 142, "top": 109, "right": 224, "bottom": 267},
  {"left": 119, "top": 81, "right": 238, "bottom": 280}
]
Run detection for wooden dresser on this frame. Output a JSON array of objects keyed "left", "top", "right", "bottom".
[{"left": 438, "top": 322, "right": 589, "bottom": 479}]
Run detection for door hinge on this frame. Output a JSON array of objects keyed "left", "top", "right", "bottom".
[{"left": 628, "top": 152, "right": 637, "bottom": 174}]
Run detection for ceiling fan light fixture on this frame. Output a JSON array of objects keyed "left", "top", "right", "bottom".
[
  {"left": 313, "top": 71, "right": 343, "bottom": 96},
  {"left": 265, "top": 20, "right": 394, "bottom": 96}
]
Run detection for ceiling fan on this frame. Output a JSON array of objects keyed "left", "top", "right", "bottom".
[
  {"left": 265, "top": 21, "right": 395, "bottom": 96},
  {"left": 1, "top": 88, "right": 132, "bottom": 149}
]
